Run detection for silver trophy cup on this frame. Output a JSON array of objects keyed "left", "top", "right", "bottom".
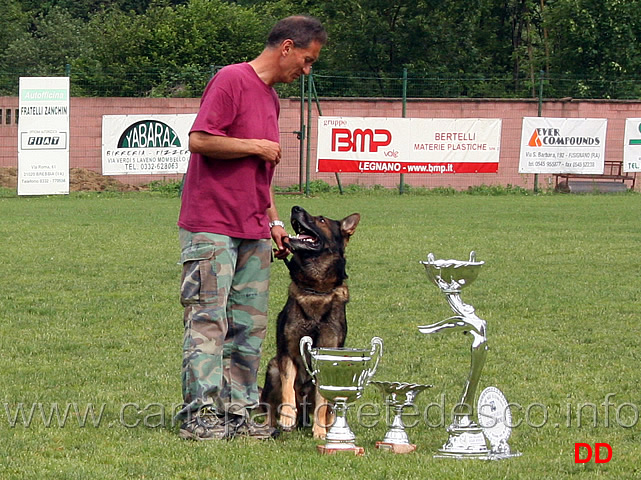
[
  {"left": 371, "top": 381, "right": 433, "bottom": 453},
  {"left": 300, "top": 336, "right": 383, "bottom": 454}
]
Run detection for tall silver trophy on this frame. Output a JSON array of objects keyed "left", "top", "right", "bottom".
[
  {"left": 419, "top": 252, "right": 519, "bottom": 460},
  {"left": 300, "top": 336, "right": 383, "bottom": 455}
]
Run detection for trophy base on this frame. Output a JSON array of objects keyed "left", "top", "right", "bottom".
[
  {"left": 485, "top": 451, "right": 523, "bottom": 461},
  {"left": 317, "top": 444, "right": 365, "bottom": 456},
  {"left": 435, "top": 450, "right": 523, "bottom": 461},
  {"left": 434, "top": 425, "right": 490, "bottom": 459},
  {"left": 376, "top": 441, "right": 417, "bottom": 454}
]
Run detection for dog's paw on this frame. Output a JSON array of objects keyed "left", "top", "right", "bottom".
[
  {"left": 312, "top": 426, "right": 327, "bottom": 439},
  {"left": 278, "top": 405, "right": 297, "bottom": 430}
]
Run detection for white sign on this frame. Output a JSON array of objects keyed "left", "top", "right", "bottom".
[
  {"left": 316, "top": 117, "right": 501, "bottom": 174},
  {"left": 518, "top": 117, "right": 607, "bottom": 174},
  {"left": 102, "top": 114, "right": 196, "bottom": 175},
  {"left": 18, "top": 77, "right": 70, "bottom": 195},
  {"left": 623, "top": 118, "right": 641, "bottom": 172}
]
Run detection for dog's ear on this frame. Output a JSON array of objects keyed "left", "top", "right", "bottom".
[{"left": 341, "top": 213, "right": 360, "bottom": 238}]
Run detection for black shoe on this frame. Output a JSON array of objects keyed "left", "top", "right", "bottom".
[
  {"left": 227, "top": 414, "right": 280, "bottom": 440},
  {"left": 179, "top": 407, "right": 228, "bottom": 441}
]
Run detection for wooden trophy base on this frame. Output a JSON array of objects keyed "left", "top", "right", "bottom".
[
  {"left": 317, "top": 444, "right": 365, "bottom": 456},
  {"left": 376, "top": 442, "right": 417, "bottom": 454}
]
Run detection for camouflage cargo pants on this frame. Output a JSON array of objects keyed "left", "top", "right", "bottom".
[{"left": 177, "top": 228, "right": 271, "bottom": 419}]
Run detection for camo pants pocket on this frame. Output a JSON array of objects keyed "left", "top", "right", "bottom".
[
  {"left": 180, "top": 257, "right": 218, "bottom": 306},
  {"left": 179, "top": 229, "right": 223, "bottom": 307}
]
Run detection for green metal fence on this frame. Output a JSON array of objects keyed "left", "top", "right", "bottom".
[{"left": 3, "top": 66, "right": 641, "bottom": 100}]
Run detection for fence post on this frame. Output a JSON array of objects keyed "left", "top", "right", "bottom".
[
  {"left": 297, "top": 75, "right": 306, "bottom": 192},
  {"left": 309, "top": 74, "right": 343, "bottom": 194},
  {"left": 533, "top": 70, "right": 545, "bottom": 193},
  {"left": 399, "top": 68, "right": 408, "bottom": 194},
  {"left": 305, "top": 73, "right": 313, "bottom": 195}
]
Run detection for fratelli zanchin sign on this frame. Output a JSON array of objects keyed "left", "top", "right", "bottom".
[{"left": 17, "top": 77, "right": 70, "bottom": 195}]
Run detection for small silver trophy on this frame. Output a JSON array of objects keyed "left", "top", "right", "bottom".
[
  {"left": 418, "top": 252, "right": 519, "bottom": 460},
  {"left": 300, "top": 336, "right": 383, "bottom": 455},
  {"left": 371, "top": 381, "right": 432, "bottom": 454}
]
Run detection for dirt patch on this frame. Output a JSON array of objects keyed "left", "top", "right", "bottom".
[{"left": 0, "top": 167, "right": 145, "bottom": 192}]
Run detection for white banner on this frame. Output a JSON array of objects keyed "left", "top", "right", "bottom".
[
  {"left": 316, "top": 117, "right": 501, "bottom": 174},
  {"left": 102, "top": 114, "right": 196, "bottom": 175},
  {"left": 18, "top": 77, "right": 70, "bottom": 195},
  {"left": 623, "top": 118, "right": 641, "bottom": 172},
  {"left": 518, "top": 117, "right": 607, "bottom": 174}
]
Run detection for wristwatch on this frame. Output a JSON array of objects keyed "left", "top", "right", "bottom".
[{"left": 268, "top": 220, "right": 285, "bottom": 229}]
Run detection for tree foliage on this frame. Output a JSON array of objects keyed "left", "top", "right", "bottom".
[{"left": 1, "top": 0, "right": 640, "bottom": 98}]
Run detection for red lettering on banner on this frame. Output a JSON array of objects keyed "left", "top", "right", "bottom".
[
  {"left": 317, "top": 159, "right": 498, "bottom": 174},
  {"left": 331, "top": 128, "right": 392, "bottom": 153},
  {"left": 331, "top": 128, "right": 350, "bottom": 151}
]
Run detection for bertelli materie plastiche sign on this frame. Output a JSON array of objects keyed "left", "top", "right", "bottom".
[{"left": 316, "top": 116, "right": 501, "bottom": 174}]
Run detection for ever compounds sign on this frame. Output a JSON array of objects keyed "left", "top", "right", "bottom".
[
  {"left": 518, "top": 117, "right": 607, "bottom": 175},
  {"left": 17, "top": 77, "right": 70, "bottom": 195}
]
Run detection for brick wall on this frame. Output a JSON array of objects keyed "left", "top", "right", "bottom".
[{"left": 2, "top": 96, "right": 640, "bottom": 191}]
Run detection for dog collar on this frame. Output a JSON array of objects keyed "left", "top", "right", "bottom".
[{"left": 302, "top": 287, "right": 334, "bottom": 296}]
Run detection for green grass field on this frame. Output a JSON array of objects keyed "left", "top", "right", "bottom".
[{"left": 1, "top": 190, "right": 640, "bottom": 479}]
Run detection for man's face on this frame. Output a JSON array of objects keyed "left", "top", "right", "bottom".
[{"left": 280, "top": 40, "right": 323, "bottom": 84}]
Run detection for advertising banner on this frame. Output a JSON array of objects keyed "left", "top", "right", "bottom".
[
  {"left": 17, "top": 77, "right": 70, "bottom": 195},
  {"left": 518, "top": 117, "right": 607, "bottom": 174},
  {"left": 316, "top": 117, "right": 501, "bottom": 174},
  {"left": 102, "top": 114, "right": 196, "bottom": 175},
  {"left": 623, "top": 118, "right": 641, "bottom": 172}
]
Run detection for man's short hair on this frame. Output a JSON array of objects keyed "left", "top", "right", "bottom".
[{"left": 266, "top": 15, "right": 327, "bottom": 49}]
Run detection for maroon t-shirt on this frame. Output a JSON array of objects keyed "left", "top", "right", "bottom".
[{"left": 178, "top": 63, "right": 280, "bottom": 239}]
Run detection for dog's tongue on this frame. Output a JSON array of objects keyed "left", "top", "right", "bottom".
[{"left": 293, "top": 234, "right": 314, "bottom": 240}]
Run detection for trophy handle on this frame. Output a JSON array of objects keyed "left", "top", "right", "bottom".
[
  {"left": 299, "top": 336, "right": 316, "bottom": 379},
  {"left": 364, "top": 336, "right": 384, "bottom": 383}
]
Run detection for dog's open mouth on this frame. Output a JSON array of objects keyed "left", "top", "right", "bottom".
[{"left": 288, "top": 218, "right": 320, "bottom": 251}]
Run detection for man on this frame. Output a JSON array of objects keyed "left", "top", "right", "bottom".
[{"left": 176, "top": 16, "right": 327, "bottom": 441}]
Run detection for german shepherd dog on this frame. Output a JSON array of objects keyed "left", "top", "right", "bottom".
[{"left": 260, "top": 206, "right": 360, "bottom": 438}]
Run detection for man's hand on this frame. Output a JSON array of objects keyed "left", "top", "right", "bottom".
[
  {"left": 254, "top": 139, "right": 282, "bottom": 165},
  {"left": 270, "top": 225, "right": 290, "bottom": 260}
]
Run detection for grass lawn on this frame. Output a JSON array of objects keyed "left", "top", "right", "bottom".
[{"left": 1, "top": 189, "right": 640, "bottom": 479}]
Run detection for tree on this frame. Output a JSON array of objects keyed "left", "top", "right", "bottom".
[
  {"left": 72, "top": 0, "right": 266, "bottom": 96},
  {"left": 0, "top": 7, "right": 90, "bottom": 78},
  {"left": 543, "top": 0, "right": 641, "bottom": 97}
]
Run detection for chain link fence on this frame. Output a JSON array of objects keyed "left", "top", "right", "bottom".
[{"left": 3, "top": 67, "right": 641, "bottom": 100}]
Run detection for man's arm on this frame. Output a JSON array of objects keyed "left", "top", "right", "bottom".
[
  {"left": 267, "top": 187, "right": 290, "bottom": 259},
  {"left": 189, "top": 131, "right": 281, "bottom": 165}
]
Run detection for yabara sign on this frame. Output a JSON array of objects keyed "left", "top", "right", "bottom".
[{"left": 102, "top": 114, "right": 196, "bottom": 175}]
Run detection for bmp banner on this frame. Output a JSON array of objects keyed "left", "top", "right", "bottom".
[
  {"left": 102, "top": 114, "right": 196, "bottom": 175},
  {"left": 518, "top": 117, "right": 607, "bottom": 174},
  {"left": 623, "top": 118, "right": 641, "bottom": 172},
  {"left": 316, "top": 117, "right": 501, "bottom": 174},
  {"left": 18, "top": 77, "right": 70, "bottom": 195}
]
